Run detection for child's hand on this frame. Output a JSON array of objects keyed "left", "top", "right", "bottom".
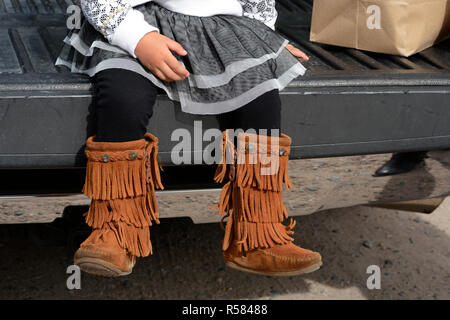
[
  {"left": 285, "top": 43, "right": 309, "bottom": 61},
  {"left": 134, "top": 31, "right": 190, "bottom": 82}
]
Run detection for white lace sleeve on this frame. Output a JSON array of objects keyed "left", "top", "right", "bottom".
[
  {"left": 79, "top": 0, "right": 159, "bottom": 58},
  {"left": 237, "top": 0, "right": 278, "bottom": 30},
  {"left": 80, "top": 0, "right": 132, "bottom": 42}
]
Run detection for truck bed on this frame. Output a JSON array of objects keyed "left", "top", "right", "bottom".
[{"left": 0, "top": 0, "right": 449, "bottom": 169}]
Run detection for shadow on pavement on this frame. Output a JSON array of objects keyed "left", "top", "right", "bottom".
[{"left": 1, "top": 200, "right": 449, "bottom": 300}]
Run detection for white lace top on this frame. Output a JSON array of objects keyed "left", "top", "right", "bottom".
[
  {"left": 237, "top": 0, "right": 277, "bottom": 27},
  {"left": 79, "top": 0, "right": 278, "bottom": 58}
]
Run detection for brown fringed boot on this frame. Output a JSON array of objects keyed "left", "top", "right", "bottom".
[
  {"left": 213, "top": 130, "right": 322, "bottom": 276},
  {"left": 74, "top": 132, "right": 164, "bottom": 277}
]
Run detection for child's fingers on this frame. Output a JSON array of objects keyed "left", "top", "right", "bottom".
[
  {"left": 290, "top": 47, "right": 308, "bottom": 59},
  {"left": 296, "top": 49, "right": 309, "bottom": 60},
  {"left": 164, "top": 53, "right": 190, "bottom": 78},
  {"left": 159, "top": 63, "right": 184, "bottom": 82},
  {"left": 166, "top": 39, "right": 188, "bottom": 56},
  {"left": 286, "top": 44, "right": 309, "bottom": 61},
  {"left": 153, "top": 68, "right": 168, "bottom": 82}
]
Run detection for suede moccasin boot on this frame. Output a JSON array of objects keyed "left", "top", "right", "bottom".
[
  {"left": 213, "top": 130, "right": 322, "bottom": 276},
  {"left": 74, "top": 132, "right": 164, "bottom": 277}
]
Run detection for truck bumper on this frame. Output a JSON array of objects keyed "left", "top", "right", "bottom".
[{"left": 1, "top": 150, "right": 449, "bottom": 224}]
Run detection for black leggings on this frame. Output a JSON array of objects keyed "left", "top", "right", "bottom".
[{"left": 92, "top": 68, "right": 281, "bottom": 142}]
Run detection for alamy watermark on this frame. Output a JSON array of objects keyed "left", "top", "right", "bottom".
[
  {"left": 366, "top": 265, "right": 381, "bottom": 290},
  {"left": 66, "top": 5, "right": 82, "bottom": 30},
  {"left": 66, "top": 265, "right": 81, "bottom": 290},
  {"left": 366, "top": 5, "right": 382, "bottom": 30}
]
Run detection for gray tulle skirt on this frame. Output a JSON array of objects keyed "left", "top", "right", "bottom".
[{"left": 55, "top": 2, "right": 307, "bottom": 115}]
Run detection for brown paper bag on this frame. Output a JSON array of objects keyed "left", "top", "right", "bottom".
[{"left": 309, "top": 0, "right": 450, "bottom": 56}]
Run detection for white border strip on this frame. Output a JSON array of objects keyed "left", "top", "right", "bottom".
[
  {"left": 62, "top": 32, "right": 128, "bottom": 56},
  {"left": 187, "top": 39, "right": 292, "bottom": 89},
  {"left": 179, "top": 63, "right": 307, "bottom": 114},
  {"left": 54, "top": 57, "right": 306, "bottom": 115}
]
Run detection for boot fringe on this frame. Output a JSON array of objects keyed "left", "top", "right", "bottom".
[
  {"left": 215, "top": 181, "right": 233, "bottom": 216},
  {"left": 238, "top": 186, "right": 289, "bottom": 223},
  {"left": 108, "top": 221, "right": 153, "bottom": 257},
  {"left": 231, "top": 219, "right": 296, "bottom": 252},
  {"left": 213, "top": 130, "right": 235, "bottom": 184},
  {"left": 217, "top": 183, "right": 294, "bottom": 251},
  {"left": 80, "top": 221, "right": 152, "bottom": 257},
  {"left": 82, "top": 133, "right": 164, "bottom": 200},
  {"left": 84, "top": 195, "right": 160, "bottom": 229},
  {"left": 82, "top": 157, "right": 147, "bottom": 200},
  {"left": 213, "top": 130, "right": 294, "bottom": 190},
  {"left": 144, "top": 132, "right": 164, "bottom": 191},
  {"left": 235, "top": 134, "right": 293, "bottom": 191},
  {"left": 235, "top": 155, "right": 293, "bottom": 191},
  {"left": 214, "top": 175, "right": 289, "bottom": 223}
]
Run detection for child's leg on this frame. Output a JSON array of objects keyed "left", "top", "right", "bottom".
[
  {"left": 75, "top": 68, "right": 163, "bottom": 277},
  {"left": 216, "top": 89, "right": 281, "bottom": 136},
  {"left": 92, "top": 68, "right": 158, "bottom": 142}
]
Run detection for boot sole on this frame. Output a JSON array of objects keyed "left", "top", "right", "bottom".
[
  {"left": 75, "top": 257, "right": 132, "bottom": 277},
  {"left": 225, "top": 260, "right": 322, "bottom": 277}
]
